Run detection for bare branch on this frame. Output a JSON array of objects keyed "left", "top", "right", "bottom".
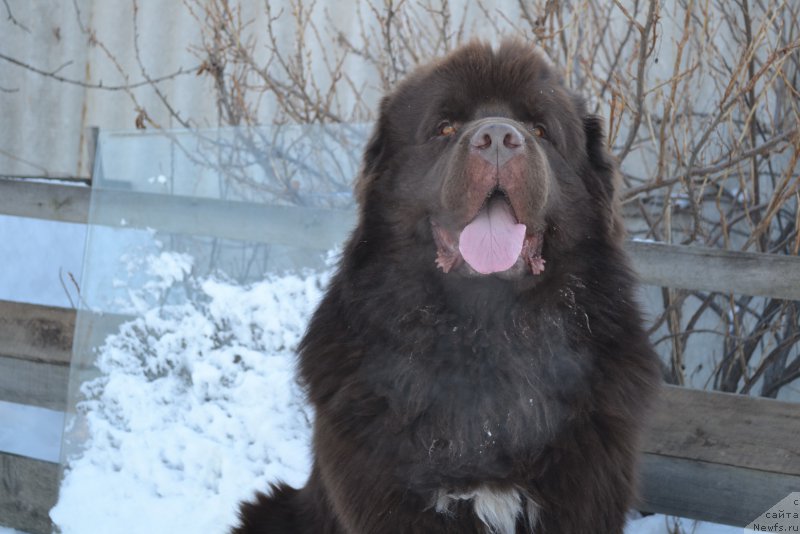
[
  {"left": 0, "top": 51, "right": 200, "bottom": 91},
  {"left": 2, "top": 0, "right": 29, "bottom": 32}
]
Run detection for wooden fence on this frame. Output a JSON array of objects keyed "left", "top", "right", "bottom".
[{"left": 1, "top": 178, "right": 799, "bottom": 533}]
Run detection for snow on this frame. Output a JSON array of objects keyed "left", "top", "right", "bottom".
[
  {"left": 48, "top": 251, "right": 741, "bottom": 534},
  {"left": 51, "top": 252, "right": 330, "bottom": 533},
  {"left": 147, "top": 174, "right": 168, "bottom": 185}
]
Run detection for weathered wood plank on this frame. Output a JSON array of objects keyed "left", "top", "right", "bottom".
[
  {"left": 3, "top": 180, "right": 800, "bottom": 299},
  {"left": 0, "top": 179, "right": 357, "bottom": 250},
  {"left": 0, "top": 452, "right": 59, "bottom": 534},
  {"left": 0, "top": 299, "right": 75, "bottom": 365},
  {"left": 638, "top": 454, "right": 799, "bottom": 527},
  {"left": 92, "top": 188, "right": 357, "bottom": 251},
  {"left": 638, "top": 385, "right": 800, "bottom": 525},
  {"left": 627, "top": 240, "right": 800, "bottom": 301},
  {"left": 642, "top": 385, "right": 800, "bottom": 477},
  {"left": 0, "top": 356, "right": 69, "bottom": 411},
  {"left": 0, "top": 179, "right": 90, "bottom": 224},
  {"left": 640, "top": 386, "right": 800, "bottom": 527},
  {"left": 0, "top": 299, "right": 128, "bottom": 367}
]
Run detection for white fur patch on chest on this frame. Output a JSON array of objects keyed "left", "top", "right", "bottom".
[{"left": 434, "top": 486, "right": 539, "bottom": 534}]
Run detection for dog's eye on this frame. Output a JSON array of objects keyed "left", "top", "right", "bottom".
[
  {"left": 531, "top": 124, "right": 546, "bottom": 138},
  {"left": 437, "top": 121, "right": 457, "bottom": 137}
]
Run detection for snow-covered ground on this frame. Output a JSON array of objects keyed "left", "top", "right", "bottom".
[
  {"left": 45, "top": 250, "right": 741, "bottom": 534},
  {"left": 52, "top": 251, "right": 326, "bottom": 532}
]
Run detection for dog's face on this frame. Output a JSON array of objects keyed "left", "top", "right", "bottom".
[{"left": 356, "top": 41, "right": 620, "bottom": 282}]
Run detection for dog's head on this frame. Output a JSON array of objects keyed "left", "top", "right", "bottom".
[{"left": 354, "top": 41, "right": 622, "bottom": 282}]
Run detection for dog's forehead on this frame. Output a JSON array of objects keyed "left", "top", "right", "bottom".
[{"left": 385, "top": 43, "right": 569, "bottom": 125}]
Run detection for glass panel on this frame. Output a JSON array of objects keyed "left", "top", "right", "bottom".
[{"left": 57, "top": 125, "right": 366, "bottom": 532}]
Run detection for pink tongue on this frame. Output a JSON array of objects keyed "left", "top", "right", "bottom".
[{"left": 458, "top": 198, "right": 527, "bottom": 274}]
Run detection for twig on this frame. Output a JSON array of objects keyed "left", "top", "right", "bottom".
[
  {"left": 0, "top": 51, "right": 199, "bottom": 91},
  {"left": 615, "top": 0, "right": 659, "bottom": 161},
  {"left": 3, "top": 0, "right": 29, "bottom": 32}
]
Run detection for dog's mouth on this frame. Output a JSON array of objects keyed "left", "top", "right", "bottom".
[{"left": 431, "top": 191, "right": 545, "bottom": 277}]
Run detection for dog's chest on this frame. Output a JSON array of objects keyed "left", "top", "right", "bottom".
[
  {"left": 434, "top": 486, "right": 539, "bottom": 534},
  {"left": 356, "top": 313, "right": 588, "bottom": 481},
  {"left": 404, "top": 323, "right": 582, "bottom": 427}
]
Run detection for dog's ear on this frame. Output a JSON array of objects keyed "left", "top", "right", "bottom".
[
  {"left": 355, "top": 97, "right": 390, "bottom": 208},
  {"left": 583, "top": 115, "right": 625, "bottom": 243},
  {"left": 583, "top": 116, "right": 616, "bottom": 194}
]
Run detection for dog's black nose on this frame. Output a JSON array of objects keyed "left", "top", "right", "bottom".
[{"left": 470, "top": 122, "right": 525, "bottom": 167}]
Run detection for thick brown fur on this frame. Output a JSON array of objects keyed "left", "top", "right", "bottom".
[{"left": 233, "top": 41, "right": 661, "bottom": 534}]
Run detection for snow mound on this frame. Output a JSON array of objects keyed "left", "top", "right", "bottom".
[{"left": 51, "top": 252, "right": 331, "bottom": 533}]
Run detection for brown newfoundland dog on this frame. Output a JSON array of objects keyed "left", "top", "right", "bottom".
[{"left": 233, "top": 41, "right": 660, "bottom": 534}]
